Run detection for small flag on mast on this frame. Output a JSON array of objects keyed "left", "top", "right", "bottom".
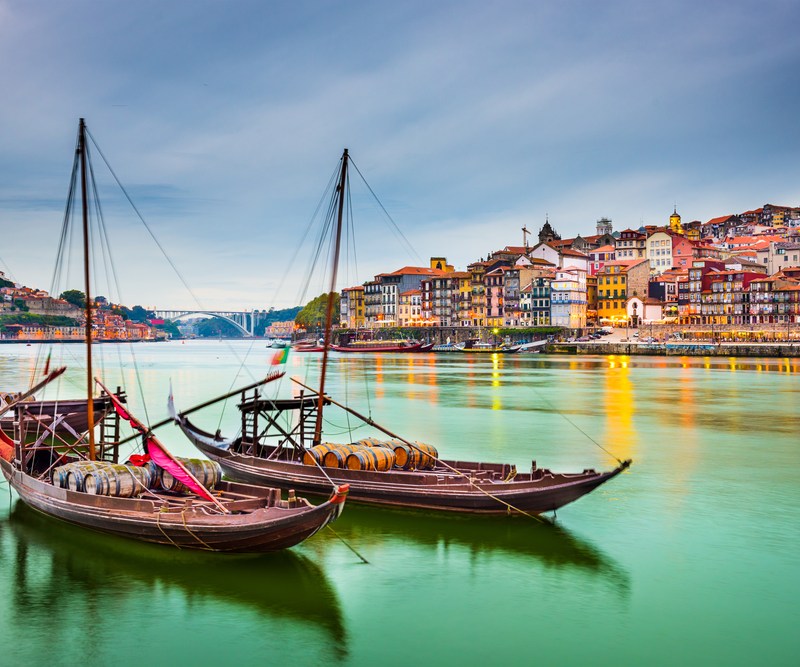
[{"left": 271, "top": 347, "right": 289, "bottom": 366}]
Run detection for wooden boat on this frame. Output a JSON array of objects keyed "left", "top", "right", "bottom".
[
  {"left": 331, "top": 340, "right": 430, "bottom": 353},
  {"left": 177, "top": 148, "right": 631, "bottom": 517},
  {"left": 459, "top": 340, "right": 521, "bottom": 354},
  {"left": 292, "top": 338, "right": 325, "bottom": 352},
  {"left": 0, "top": 119, "right": 348, "bottom": 552},
  {"left": 1, "top": 454, "right": 347, "bottom": 552}
]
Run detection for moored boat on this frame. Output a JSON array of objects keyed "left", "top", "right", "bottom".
[
  {"left": 331, "top": 340, "right": 429, "bottom": 353},
  {"left": 0, "top": 119, "right": 348, "bottom": 552},
  {"left": 177, "top": 148, "right": 631, "bottom": 517}
]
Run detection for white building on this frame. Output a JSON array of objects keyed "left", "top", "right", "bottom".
[
  {"left": 646, "top": 230, "right": 674, "bottom": 273},
  {"left": 550, "top": 268, "right": 587, "bottom": 329}
]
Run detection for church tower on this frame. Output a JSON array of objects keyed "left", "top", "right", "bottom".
[
  {"left": 538, "top": 216, "right": 561, "bottom": 244},
  {"left": 669, "top": 206, "right": 683, "bottom": 234},
  {"left": 596, "top": 217, "right": 613, "bottom": 236}
]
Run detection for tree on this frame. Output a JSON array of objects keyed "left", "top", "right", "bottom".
[
  {"left": 60, "top": 289, "right": 86, "bottom": 308},
  {"left": 295, "top": 293, "right": 339, "bottom": 329},
  {"left": 129, "top": 305, "right": 154, "bottom": 322}
]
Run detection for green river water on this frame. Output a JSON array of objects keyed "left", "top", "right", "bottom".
[{"left": 0, "top": 341, "right": 798, "bottom": 666}]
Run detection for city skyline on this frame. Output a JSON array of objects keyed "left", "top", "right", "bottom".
[{"left": 1, "top": 0, "right": 798, "bottom": 309}]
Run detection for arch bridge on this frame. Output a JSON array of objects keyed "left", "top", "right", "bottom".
[{"left": 154, "top": 310, "right": 273, "bottom": 337}]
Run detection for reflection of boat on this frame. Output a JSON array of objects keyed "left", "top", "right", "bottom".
[
  {"left": 4, "top": 502, "right": 347, "bottom": 656},
  {"left": 178, "top": 149, "right": 631, "bottom": 517},
  {"left": 327, "top": 504, "right": 629, "bottom": 590},
  {"left": 1, "top": 119, "right": 348, "bottom": 553}
]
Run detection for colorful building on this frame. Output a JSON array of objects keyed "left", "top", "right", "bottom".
[{"left": 597, "top": 259, "right": 650, "bottom": 325}]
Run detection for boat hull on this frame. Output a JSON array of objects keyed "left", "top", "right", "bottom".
[
  {"left": 184, "top": 432, "right": 628, "bottom": 516},
  {"left": 1, "top": 458, "right": 345, "bottom": 552},
  {"left": 331, "top": 342, "right": 427, "bottom": 353}
]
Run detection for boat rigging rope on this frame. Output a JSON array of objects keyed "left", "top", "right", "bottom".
[
  {"left": 155, "top": 509, "right": 183, "bottom": 549},
  {"left": 348, "top": 158, "right": 423, "bottom": 265},
  {"left": 325, "top": 525, "right": 369, "bottom": 564},
  {"left": 527, "top": 383, "right": 624, "bottom": 465},
  {"left": 180, "top": 508, "right": 214, "bottom": 550}
]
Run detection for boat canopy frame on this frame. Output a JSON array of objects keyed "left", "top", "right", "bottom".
[{"left": 237, "top": 388, "right": 331, "bottom": 459}]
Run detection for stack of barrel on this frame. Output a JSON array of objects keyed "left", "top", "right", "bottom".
[
  {"left": 51, "top": 457, "right": 222, "bottom": 497},
  {"left": 302, "top": 437, "right": 438, "bottom": 472},
  {"left": 52, "top": 460, "right": 153, "bottom": 497}
]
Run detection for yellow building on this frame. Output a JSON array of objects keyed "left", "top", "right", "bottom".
[
  {"left": 398, "top": 289, "right": 422, "bottom": 326},
  {"left": 597, "top": 259, "right": 650, "bottom": 325},
  {"left": 341, "top": 286, "right": 365, "bottom": 328},
  {"left": 430, "top": 257, "right": 454, "bottom": 272},
  {"left": 586, "top": 274, "right": 598, "bottom": 323},
  {"left": 467, "top": 261, "right": 488, "bottom": 326},
  {"left": 669, "top": 206, "right": 684, "bottom": 235}
]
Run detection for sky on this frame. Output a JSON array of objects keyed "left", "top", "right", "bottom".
[{"left": 1, "top": 0, "right": 798, "bottom": 310}]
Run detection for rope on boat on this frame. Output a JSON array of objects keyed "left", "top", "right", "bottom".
[
  {"left": 527, "top": 385, "right": 624, "bottom": 465},
  {"left": 155, "top": 509, "right": 183, "bottom": 550},
  {"left": 291, "top": 379, "right": 548, "bottom": 524},
  {"left": 325, "top": 525, "right": 369, "bottom": 564},
  {"left": 180, "top": 508, "right": 214, "bottom": 550}
]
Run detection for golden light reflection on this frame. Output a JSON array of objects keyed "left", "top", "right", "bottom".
[
  {"left": 602, "top": 356, "right": 635, "bottom": 465},
  {"left": 373, "top": 356, "right": 384, "bottom": 400}
]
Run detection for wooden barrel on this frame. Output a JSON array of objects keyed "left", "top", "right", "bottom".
[
  {"left": 85, "top": 464, "right": 152, "bottom": 497},
  {"left": 346, "top": 446, "right": 396, "bottom": 471},
  {"left": 413, "top": 442, "right": 438, "bottom": 470},
  {"left": 356, "top": 437, "right": 383, "bottom": 448},
  {"left": 83, "top": 467, "right": 112, "bottom": 495},
  {"left": 322, "top": 444, "right": 360, "bottom": 468},
  {"left": 124, "top": 459, "right": 161, "bottom": 490},
  {"left": 160, "top": 458, "right": 221, "bottom": 493},
  {"left": 392, "top": 443, "right": 419, "bottom": 470},
  {"left": 393, "top": 442, "right": 439, "bottom": 470},
  {"left": 64, "top": 461, "right": 105, "bottom": 492},
  {"left": 52, "top": 464, "right": 74, "bottom": 489},
  {"left": 302, "top": 443, "right": 341, "bottom": 466}
]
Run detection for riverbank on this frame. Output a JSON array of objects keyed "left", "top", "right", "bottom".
[{"left": 547, "top": 341, "right": 800, "bottom": 356}]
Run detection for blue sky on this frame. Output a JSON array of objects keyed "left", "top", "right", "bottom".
[{"left": 1, "top": 0, "right": 798, "bottom": 309}]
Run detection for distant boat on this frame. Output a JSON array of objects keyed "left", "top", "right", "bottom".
[
  {"left": 459, "top": 340, "right": 521, "bottom": 354},
  {"left": 331, "top": 340, "right": 431, "bottom": 353}
]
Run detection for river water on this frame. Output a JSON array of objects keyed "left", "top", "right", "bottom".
[{"left": 1, "top": 341, "right": 798, "bottom": 666}]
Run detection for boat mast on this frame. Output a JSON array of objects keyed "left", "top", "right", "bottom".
[
  {"left": 78, "top": 119, "right": 96, "bottom": 460},
  {"left": 313, "top": 148, "right": 348, "bottom": 446}
]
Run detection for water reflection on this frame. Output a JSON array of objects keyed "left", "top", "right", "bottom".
[
  {"left": 602, "top": 358, "right": 636, "bottom": 466},
  {"left": 322, "top": 505, "right": 629, "bottom": 595},
  {"left": 1, "top": 502, "right": 347, "bottom": 659}
]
